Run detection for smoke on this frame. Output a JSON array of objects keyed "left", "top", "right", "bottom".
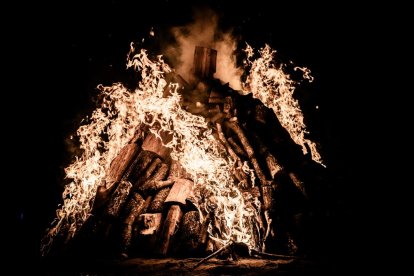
[{"left": 165, "top": 9, "right": 243, "bottom": 90}]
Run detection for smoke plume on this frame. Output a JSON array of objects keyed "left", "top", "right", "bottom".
[{"left": 165, "top": 9, "right": 243, "bottom": 90}]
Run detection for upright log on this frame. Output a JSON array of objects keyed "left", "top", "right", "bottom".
[
  {"left": 193, "top": 46, "right": 217, "bottom": 79},
  {"left": 158, "top": 178, "right": 194, "bottom": 256},
  {"left": 158, "top": 205, "right": 183, "bottom": 256},
  {"left": 178, "top": 211, "right": 202, "bottom": 255},
  {"left": 120, "top": 192, "right": 149, "bottom": 255}
]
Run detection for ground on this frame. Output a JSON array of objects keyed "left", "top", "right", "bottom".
[{"left": 40, "top": 256, "right": 337, "bottom": 275}]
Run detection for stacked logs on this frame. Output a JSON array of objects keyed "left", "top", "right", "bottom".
[
  {"left": 82, "top": 128, "right": 200, "bottom": 258},
  {"left": 67, "top": 46, "right": 327, "bottom": 259}
]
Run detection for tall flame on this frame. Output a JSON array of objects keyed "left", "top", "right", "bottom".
[
  {"left": 43, "top": 40, "right": 323, "bottom": 255},
  {"left": 243, "top": 44, "right": 323, "bottom": 164}
]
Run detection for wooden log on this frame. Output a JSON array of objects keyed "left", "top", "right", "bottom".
[
  {"left": 158, "top": 178, "right": 194, "bottom": 256},
  {"left": 288, "top": 172, "right": 307, "bottom": 198},
  {"left": 178, "top": 211, "right": 202, "bottom": 254},
  {"left": 164, "top": 178, "right": 193, "bottom": 206},
  {"left": 138, "top": 163, "right": 172, "bottom": 194},
  {"left": 131, "top": 212, "right": 163, "bottom": 255},
  {"left": 224, "top": 119, "right": 270, "bottom": 188},
  {"left": 208, "top": 111, "right": 225, "bottom": 124},
  {"left": 141, "top": 131, "right": 172, "bottom": 160},
  {"left": 143, "top": 158, "right": 162, "bottom": 180},
  {"left": 168, "top": 160, "right": 191, "bottom": 182},
  {"left": 223, "top": 120, "right": 278, "bottom": 251},
  {"left": 118, "top": 158, "right": 171, "bottom": 255},
  {"left": 91, "top": 182, "right": 119, "bottom": 213},
  {"left": 148, "top": 187, "right": 171, "bottom": 213},
  {"left": 105, "top": 180, "right": 133, "bottom": 217},
  {"left": 227, "top": 137, "right": 248, "bottom": 158},
  {"left": 93, "top": 128, "right": 145, "bottom": 211},
  {"left": 199, "top": 212, "right": 211, "bottom": 245},
  {"left": 120, "top": 192, "right": 145, "bottom": 254},
  {"left": 147, "top": 160, "right": 184, "bottom": 213},
  {"left": 261, "top": 185, "right": 273, "bottom": 211},
  {"left": 253, "top": 130, "right": 306, "bottom": 198},
  {"left": 140, "top": 179, "right": 175, "bottom": 196},
  {"left": 251, "top": 133, "right": 283, "bottom": 180},
  {"left": 216, "top": 122, "right": 250, "bottom": 188},
  {"left": 205, "top": 239, "right": 215, "bottom": 255},
  {"left": 107, "top": 149, "right": 157, "bottom": 210},
  {"left": 125, "top": 130, "right": 171, "bottom": 188},
  {"left": 133, "top": 157, "right": 162, "bottom": 190},
  {"left": 158, "top": 205, "right": 183, "bottom": 256},
  {"left": 106, "top": 144, "right": 140, "bottom": 187},
  {"left": 120, "top": 193, "right": 152, "bottom": 255},
  {"left": 127, "top": 150, "right": 157, "bottom": 185}
]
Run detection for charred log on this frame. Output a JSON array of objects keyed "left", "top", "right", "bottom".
[
  {"left": 176, "top": 211, "right": 202, "bottom": 255},
  {"left": 148, "top": 187, "right": 171, "bottom": 213}
]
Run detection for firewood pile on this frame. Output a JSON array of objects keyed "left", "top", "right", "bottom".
[{"left": 53, "top": 46, "right": 328, "bottom": 260}]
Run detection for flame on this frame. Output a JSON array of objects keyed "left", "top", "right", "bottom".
[
  {"left": 43, "top": 39, "right": 324, "bottom": 255},
  {"left": 243, "top": 44, "right": 323, "bottom": 164},
  {"left": 42, "top": 44, "right": 259, "bottom": 254}
]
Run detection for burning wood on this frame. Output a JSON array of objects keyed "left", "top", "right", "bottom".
[
  {"left": 43, "top": 43, "right": 327, "bottom": 263},
  {"left": 158, "top": 178, "right": 193, "bottom": 256},
  {"left": 148, "top": 187, "right": 171, "bottom": 213}
]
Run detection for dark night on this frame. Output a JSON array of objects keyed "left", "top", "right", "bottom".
[{"left": 8, "top": 0, "right": 400, "bottom": 275}]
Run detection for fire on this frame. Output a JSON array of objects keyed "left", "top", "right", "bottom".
[
  {"left": 42, "top": 44, "right": 259, "bottom": 254},
  {"left": 42, "top": 41, "right": 323, "bottom": 256},
  {"left": 243, "top": 44, "right": 323, "bottom": 164}
]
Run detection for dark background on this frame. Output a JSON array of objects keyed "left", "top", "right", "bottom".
[{"left": 6, "top": 0, "right": 404, "bottom": 273}]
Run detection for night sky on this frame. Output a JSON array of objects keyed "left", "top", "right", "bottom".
[{"left": 7, "top": 0, "right": 401, "bottom": 273}]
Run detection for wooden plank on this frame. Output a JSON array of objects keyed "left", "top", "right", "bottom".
[
  {"left": 158, "top": 205, "right": 183, "bottom": 256},
  {"left": 194, "top": 46, "right": 217, "bottom": 79}
]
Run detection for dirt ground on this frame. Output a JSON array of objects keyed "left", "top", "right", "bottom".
[{"left": 40, "top": 256, "right": 337, "bottom": 275}]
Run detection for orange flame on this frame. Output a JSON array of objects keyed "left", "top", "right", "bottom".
[
  {"left": 243, "top": 44, "right": 323, "bottom": 164},
  {"left": 42, "top": 44, "right": 259, "bottom": 254},
  {"left": 43, "top": 40, "right": 324, "bottom": 255}
]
